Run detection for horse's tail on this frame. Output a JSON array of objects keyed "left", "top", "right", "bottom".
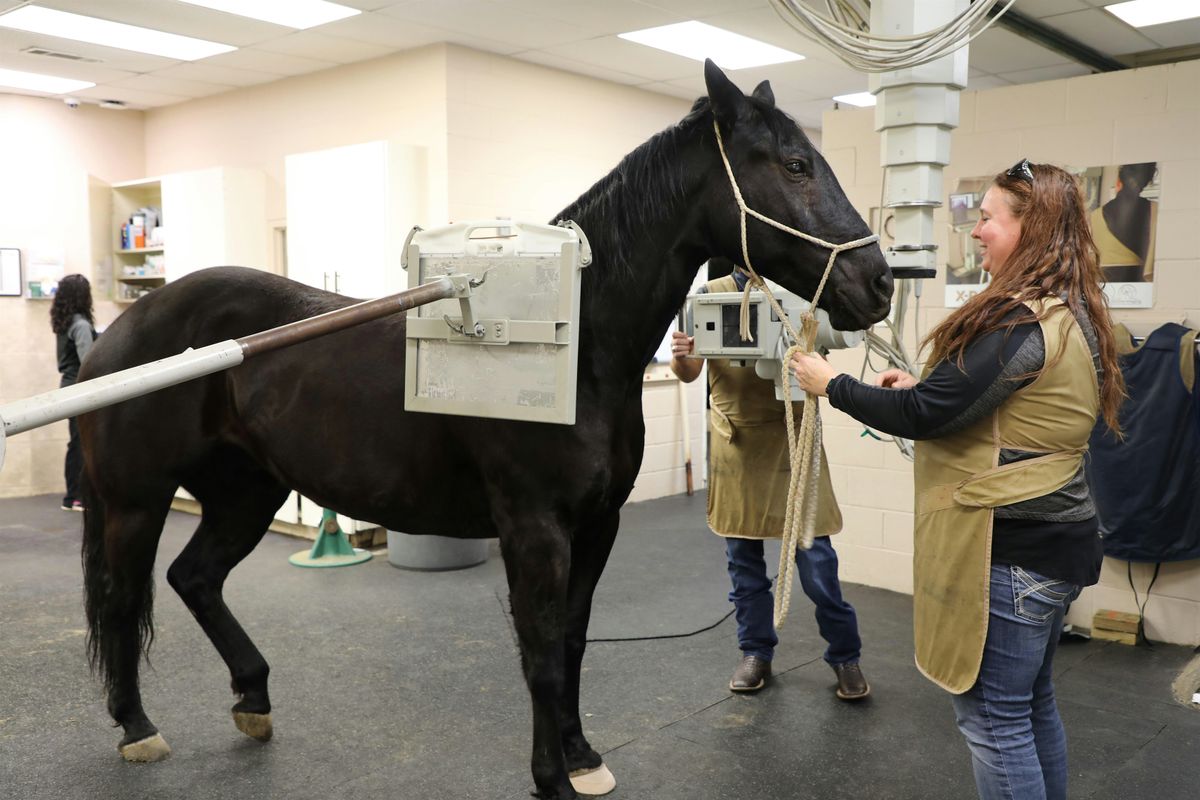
[{"left": 82, "top": 479, "right": 155, "bottom": 692}]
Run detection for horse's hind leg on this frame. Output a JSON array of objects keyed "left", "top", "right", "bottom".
[
  {"left": 560, "top": 510, "right": 620, "bottom": 795},
  {"left": 167, "top": 455, "right": 289, "bottom": 744},
  {"left": 83, "top": 492, "right": 175, "bottom": 762}
]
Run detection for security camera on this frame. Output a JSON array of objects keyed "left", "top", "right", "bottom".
[{"left": 63, "top": 97, "right": 80, "bottom": 109}]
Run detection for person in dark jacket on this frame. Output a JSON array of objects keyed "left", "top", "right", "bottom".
[{"left": 50, "top": 274, "right": 97, "bottom": 511}]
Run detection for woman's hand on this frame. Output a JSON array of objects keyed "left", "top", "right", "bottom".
[
  {"left": 876, "top": 368, "right": 918, "bottom": 389},
  {"left": 789, "top": 351, "right": 838, "bottom": 397}
]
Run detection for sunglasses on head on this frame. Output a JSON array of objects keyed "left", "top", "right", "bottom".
[{"left": 1006, "top": 158, "right": 1034, "bottom": 183}]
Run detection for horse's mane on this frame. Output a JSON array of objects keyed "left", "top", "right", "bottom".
[
  {"left": 554, "top": 93, "right": 799, "bottom": 285},
  {"left": 554, "top": 99, "right": 713, "bottom": 283}
]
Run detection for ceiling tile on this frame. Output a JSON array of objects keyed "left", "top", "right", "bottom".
[
  {"left": 514, "top": 50, "right": 649, "bottom": 86},
  {"left": 199, "top": 48, "right": 338, "bottom": 77},
  {"left": 253, "top": 30, "right": 393, "bottom": 63},
  {"left": 504, "top": 0, "right": 677, "bottom": 36},
  {"left": 106, "top": 73, "right": 234, "bottom": 99},
  {"left": 1017, "top": 0, "right": 1092, "bottom": 17},
  {"left": 967, "top": 26, "right": 1073, "bottom": 72},
  {"left": 639, "top": 0, "right": 769, "bottom": 15},
  {"left": 379, "top": 1, "right": 586, "bottom": 51},
  {"left": 335, "top": 0, "right": 418, "bottom": 10},
  {"left": 1039, "top": 8, "right": 1160, "bottom": 55},
  {"left": 0, "top": 26, "right": 181, "bottom": 72},
  {"left": 995, "top": 62, "right": 1094, "bottom": 84},
  {"left": 697, "top": 5, "right": 821, "bottom": 61},
  {"left": 73, "top": 83, "right": 190, "bottom": 108},
  {"left": 539, "top": 36, "right": 698, "bottom": 81},
  {"left": 1131, "top": 17, "right": 1200, "bottom": 50},
  {"left": 36, "top": 0, "right": 285, "bottom": 46},
  {"left": 315, "top": 11, "right": 450, "bottom": 48},
  {"left": 0, "top": 49, "right": 137, "bottom": 84},
  {"left": 154, "top": 61, "right": 284, "bottom": 87}
]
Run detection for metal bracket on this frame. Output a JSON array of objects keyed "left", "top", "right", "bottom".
[
  {"left": 444, "top": 273, "right": 485, "bottom": 337},
  {"left": 556, "top": 219, "right": 592, "bottom": 267},
  {"left": 447, "top": 318, "right": 509, "bottom": 344}
]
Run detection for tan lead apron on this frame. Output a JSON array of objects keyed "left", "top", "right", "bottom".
[
  {"left": 912, "top": 298, "right": 1100, "bottom": 693},
  {"left": 704, "top": 275, "right": 842, "bottom": 540}
]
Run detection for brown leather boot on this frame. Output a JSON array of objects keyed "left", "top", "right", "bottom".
[
  {"left": 832, "top": 662, "right": 870, "bottom": 701},
  {"left": 729, "top": 655, "right": 771, "bottom": 692}
]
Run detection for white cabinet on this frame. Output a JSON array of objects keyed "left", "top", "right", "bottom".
[
  {"left": 97, "top": 167, "right": 268, "bottom": 303},
  {"left": 285, "top": 140, "right": 427, "bottom": 298},
  {"left": 161, "top": 167, "right": 268, "bottom": 281}
]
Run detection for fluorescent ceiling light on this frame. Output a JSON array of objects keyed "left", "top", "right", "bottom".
[
  {"left": 0, "top": 66, "right": 94, "bottom": 94},
  {"left": 178, "top": 0, "right": 361, "bottom": 30},
  {"left": 833, "top": 92, "right": 875, "bottom": 107},
  {"left": 618, "top": 21, "right": 804, "bottom": 70},
  {"left": 0, "top": 6, "right": 235, "bottom": 61},
  {"left": 1105, "top": 0, "right": 1200, "bottom": 27}
]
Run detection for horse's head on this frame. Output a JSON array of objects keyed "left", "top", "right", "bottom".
[{"left": 700, "top": 60, "right": 893, "bottom": 330}]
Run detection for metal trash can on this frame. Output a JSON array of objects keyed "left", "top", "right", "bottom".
[{"left": 386, "top": 531, "right": 489, "bottom": 571}]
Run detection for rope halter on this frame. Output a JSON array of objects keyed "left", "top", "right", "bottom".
[{"left": 711, "top": 119, "right": 880, "bottom": 628}]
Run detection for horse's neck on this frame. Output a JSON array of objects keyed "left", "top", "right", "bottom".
[{"left": 568, "top": 133, "right": 713, "bottom": 389}]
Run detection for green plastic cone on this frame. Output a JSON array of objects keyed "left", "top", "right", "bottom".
[{"left": 289, "top": 508, "right": 372, "bottom": 568}]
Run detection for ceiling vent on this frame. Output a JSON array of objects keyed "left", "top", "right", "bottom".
[{"left": 21, "top": 46, "right": 101, "bottom": 63}]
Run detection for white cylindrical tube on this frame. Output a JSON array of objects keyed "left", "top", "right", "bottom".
[{"left": 0, "top": 339, "right": 245, "bottom": 439}]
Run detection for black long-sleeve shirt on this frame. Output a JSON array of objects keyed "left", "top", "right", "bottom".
[{"left": 827, "top": 306, "right": 1102, "bottom": 587}]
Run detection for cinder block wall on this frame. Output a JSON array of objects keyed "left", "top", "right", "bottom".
[{"left": 820, "top": 59, "right": 1200, "bottom": 645}]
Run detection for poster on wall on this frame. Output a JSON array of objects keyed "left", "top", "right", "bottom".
[
  {"left": 943, "top": 177, "right": 991, "bottom": 309},
  {"left": 943, "top": 164, "right": 1160, "bottom": 309}
]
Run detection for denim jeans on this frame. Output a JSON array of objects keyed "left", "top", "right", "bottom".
[
  {"left": 725, "top": 535, "right": 861, "bottom": 665},
  {"left": 951, "top": 564, "right": 1082, "bottom": 800}
]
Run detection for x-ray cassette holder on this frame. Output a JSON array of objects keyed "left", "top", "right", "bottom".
[
  {"left": 686, "top": 289, "right": 865, "bottom": 401},
  {"left": 403, "top": 220, "right": 590, "bottom": 425}
]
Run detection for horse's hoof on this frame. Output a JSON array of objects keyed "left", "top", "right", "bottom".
[
  {"left": 119, "top": 733, "right": 171, "bottom": 762},
  {"left": 569, "top": 763, "right": 616, "bottom": 796},
  {"left": 233, "top": 711, "right": 273, "bottom": 742}
]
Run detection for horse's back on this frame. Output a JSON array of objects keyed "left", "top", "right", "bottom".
[{"left": 82, "top": 267, "right": 344, "bottom": 380}]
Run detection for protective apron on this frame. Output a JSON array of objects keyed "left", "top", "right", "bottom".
[
  {"left": 913, "top": 298, "right": 1098, "bottom": 693},
  {"left": 705, "top": 274, "right": 842, "bottom": 540}
]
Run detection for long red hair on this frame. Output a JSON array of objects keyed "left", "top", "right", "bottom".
[{"left": 925, "top": 163, "right": 1125, "bottom": 435}]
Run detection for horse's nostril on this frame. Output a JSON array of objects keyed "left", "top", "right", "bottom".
[{"left": 873, "top": 271, "right": 894, "bottom": 297}]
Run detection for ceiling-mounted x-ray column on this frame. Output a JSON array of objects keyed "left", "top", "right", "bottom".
[{"left": 869, "top": 0, "right": 968, "bottom": 278}]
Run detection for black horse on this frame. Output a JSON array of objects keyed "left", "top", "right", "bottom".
[{"left": 78, "top": 61, "right": 892, "bottom": 800}]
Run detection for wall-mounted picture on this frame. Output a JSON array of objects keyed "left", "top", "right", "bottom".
[
  {"left": 943, "top": 163, "right": 1160, "bottom": 308},
  {"left": 943, "top": 177, "right": 991, "bottom": 309},
  {"left": 1080, "top": 162, "right": 1159, "bottom": 308}
]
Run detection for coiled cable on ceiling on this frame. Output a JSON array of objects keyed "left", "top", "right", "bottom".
[{"left": 769, "top": 0, "right": 1017, "bottom": 72}]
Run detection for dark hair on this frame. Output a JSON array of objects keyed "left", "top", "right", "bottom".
[
  {"left": 925, "top": 163, "right": 1126, "bottom": 435},
  {"left": 50, "top": 274, "right": 94, "bottom": 334},
  {"left": 1116, "top": 162, "right": 1156, "bottom": 194}
]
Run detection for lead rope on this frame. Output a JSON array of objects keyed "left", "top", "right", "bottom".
[{"left": 712, "top": 120, "right": 878, "bottom": 628}]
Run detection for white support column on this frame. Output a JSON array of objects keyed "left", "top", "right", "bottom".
[{"left": 870, "top": 0, "right": 968, "bottom": 274}]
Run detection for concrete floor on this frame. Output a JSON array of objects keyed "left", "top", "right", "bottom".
[{"left": 2, "top": 491, "right": 1198, "bottom": 800}]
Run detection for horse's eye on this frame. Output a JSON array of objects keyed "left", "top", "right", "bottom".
[{"left": 784, "top": 160, "right": 807, "bottom": 175}]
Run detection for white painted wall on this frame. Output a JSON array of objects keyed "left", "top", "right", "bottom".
[{"left": 0, "top": 95, "right": 143, "bottom": 498}]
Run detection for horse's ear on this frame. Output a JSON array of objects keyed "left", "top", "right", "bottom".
[
  {"left": 751, "top": 80, "right": 775, "bottom": 108},
  {"left": 704, "top": 59, "right": 749, "bottom": 128}
]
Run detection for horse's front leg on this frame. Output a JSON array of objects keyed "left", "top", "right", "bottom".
[
  {"left": 559, "top": 510, "right": 621, "bottom": 795},
  {"left": 499, "top": 512, "right": 576, "bottom": 800}
]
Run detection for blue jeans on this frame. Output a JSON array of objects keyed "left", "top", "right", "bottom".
[
  {"left": 951, "top": 564, "right": 1082, "bottom": 800},
  {"left": 725, "top": 536, "right": 861, "bottom": 665}
]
